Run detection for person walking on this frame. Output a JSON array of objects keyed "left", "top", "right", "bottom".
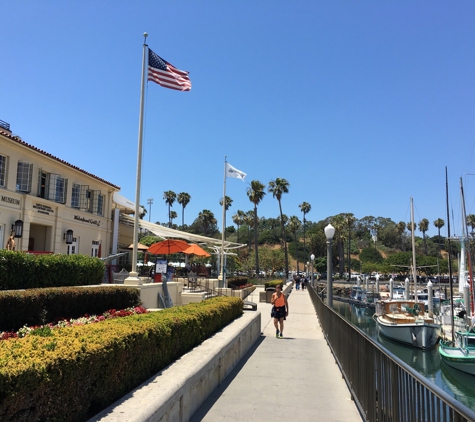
[{"left": 271, "top": 284, "right": 289, "bottom": 338}]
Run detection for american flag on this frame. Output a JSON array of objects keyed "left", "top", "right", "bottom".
[{"left": 147, "top": 48, "right": 191, "bottom": 91}]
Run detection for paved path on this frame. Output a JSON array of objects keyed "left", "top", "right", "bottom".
[{"left": 190, "top": 285, "right": 362, "bottom": 422}]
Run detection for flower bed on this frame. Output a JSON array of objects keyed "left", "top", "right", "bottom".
[{"left": 0, "top": 306, "right": 148, "bottom": 341}]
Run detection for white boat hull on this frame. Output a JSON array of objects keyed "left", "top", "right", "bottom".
[{"left": 377, "top": 316, "right": 441, "bottom": 349}]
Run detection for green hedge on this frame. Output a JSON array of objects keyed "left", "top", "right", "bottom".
[
  {"left": 264, "top": 279, "right": 284, "bottom": 290},
  {"left": 0, "top": 296, "right": 243, "bottom": 422},
  {"left": 0, "top": 286, "right": 142, "bottom": 332},
  {"left": 227, "top": 276, "right": 249, "bottom": 288},
  {"left": 0, "top": 251, "right": 105, "bottom": 290}
]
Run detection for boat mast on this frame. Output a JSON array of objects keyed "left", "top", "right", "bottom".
[
  {"left": 460, "top": 177, "right": 474, "bottom": 316},
  {"left": 410, "top": 197, "right": 418, "bottom": 298},
  {"left": 446, "top": 167, "right": 455, "bottom": 343}
]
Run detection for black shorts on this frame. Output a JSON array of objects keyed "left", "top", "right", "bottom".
[{"left": 272, "top": 305, "right": 286, "bottom": 320}]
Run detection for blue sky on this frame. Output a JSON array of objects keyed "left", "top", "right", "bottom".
[{"left": 2, "top": 1, "right": 475, "bottom": 238}]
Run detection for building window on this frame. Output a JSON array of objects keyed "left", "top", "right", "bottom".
[
  {"left": 0, "top": 154, "right": 6, "bottom": 187},
  {"left": 16, "top": 161, "right": 33, "bottom": 193},
  {"left": 88, "top": 190, "right": 103, "bottom": 215},
  {"left": 71, "top": 184, "right": 80, "bottom": 208},
  {"left": 91, "top": 240, "right": 100, "bottom": 257},
  {"left": 67, "top": 237, "right": 78, "bottom": 255},
  {"left": 37, "top": 169, "right": 68, "bottom": 204},
  {"left": 97, "top": 193, "right": 104, "bottom": 216}
]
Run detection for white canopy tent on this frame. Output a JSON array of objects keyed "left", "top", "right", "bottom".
[{"left": 119, "top": 214, "right": 246, "bottom": 251}]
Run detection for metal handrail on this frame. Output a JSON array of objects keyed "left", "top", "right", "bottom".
[
  {"left": 0, "top": 120, "right": 10, "bottom": 131},
  {"left": 309, "top": 285, "right": 475, "bottom": 422}
]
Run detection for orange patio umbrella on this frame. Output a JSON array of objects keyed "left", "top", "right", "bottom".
[
  {"left": 147, "top": 239, "right": 190, "bottom": 255},
  {"left": 182, "top": 244, "right": 211, "bottom": 257},
  {"left": 127, "top": 243, "right": 149, "bottom": 251}
]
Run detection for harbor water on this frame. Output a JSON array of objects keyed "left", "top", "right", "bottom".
[{"left": 332, "top": 301, "right": 475, "bottom": 412}]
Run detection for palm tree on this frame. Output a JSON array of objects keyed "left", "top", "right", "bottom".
[
  {"left": 219, "top": 196, "right": 233, "bottom": 240},
  {"left": 433, "top": 218, "right": 445, "bottom": 256},
  {"left": 198, "top": 209, "right": 217, "bottom": 236},
  {"left": 219, "top": 195, "right": 233, "bottom": 211},
  {"left": 232, "top": 210, "right": 245, "bottom": 243},
  {"left": 177, "top": 192, "right": 191, "bottom": 228},
  {"left": 268, "top": 178, "right": 290, "bottom": 278},
  {"left": 247, "top": 180, "right": 266, "bottom": 276},
  {"left": 244, "top": 211, "right": 254, "bottom": 253},
  {"left": 466, "top": 214, "right": 475, "bottom": 237},
  {"left": 288, "top": 216, "right": 302, "bottom": 273},
  {"left": 418, "top": 218, "right": 429, "bottom": 254},
  {"left": 299, "top": 202, "right": 311, "bottom": 261},
  {"left": 170, "top": 210, "right": 178, "bottom": 227},
  {"left": 396, "top": 221, "right": 406, "bottom": 251},
  {"left": 163, "top": 190, "right": 177, "bottom": 227}
]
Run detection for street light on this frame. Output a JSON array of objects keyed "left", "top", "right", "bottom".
[
  {"left": 310, "top": 253, "right": 315, "bottom": 287},
  {"left": 147, "top": 198, "right": 153, "bottom": 222},
  {"left": 325, "top": 224, "right": 335, "bottom": 308}
]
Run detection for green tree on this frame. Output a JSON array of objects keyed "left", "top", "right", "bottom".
[
  {"left": 268, "top": 178, "right": 290, "bottom": 278},
  {"left": 418, "top": 218, "right": 430, "bottom": 255},
  {"left": 163, "top": 190, "right": 177, "bottom": 227},
  {"left": 232, "top": 210, "right": 245, "bottom": 244},
  {"left": 247, "top": 181, "right": 266, "bottom": 275},
  {"left": 288, "top": 215, "right": 302, "bottom": 273},
  {"left": 395, "top": 221, "right": 406, "bottom": 251},
  {"left": 466, "top": 214, "right": 475, "bottom": 236},
  {"left": 299, "top": 201, "right": 311, "bottom": 261},
  {"left": 219, "top": 195, "right": 233, "bottom": 211},
  {"left": 170, "top": 210, "right": 178, "bottom": 227},
  {"left": 177, "top": 192, "right": 191, "bottom": 228},
  {"left": 433, "top": 218, "right": 445, "bottom": 256},
  {"left": 244, "top": 211, "right": 254, "bottom": 253},
  {"left": 359, "top": 247, "right": 383, "bottom": 264},
  {"left": 198, "top": 209, "right": 217, "bottom": 236},
  {"left": 343, "top": 213, "right": 356, "bottom": 277}
]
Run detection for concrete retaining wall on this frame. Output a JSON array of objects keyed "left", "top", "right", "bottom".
[{"left": 90, "top": 311, "right": 261, "bottom": 422}]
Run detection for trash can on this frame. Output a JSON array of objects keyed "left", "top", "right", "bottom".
[
  {"left": 266, "top": 287, "right": 275, "bottom": 303},
  {"left": 154, "top": 273, "right": 162, "bottom": 283}
]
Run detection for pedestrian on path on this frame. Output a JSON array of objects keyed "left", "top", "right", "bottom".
[{"left": 271, "top": 284, "right": 289, "bottom": 338}]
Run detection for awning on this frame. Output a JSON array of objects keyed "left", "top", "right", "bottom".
[{"left": 120, "top": 214, "right": 245, "bottom": 249}]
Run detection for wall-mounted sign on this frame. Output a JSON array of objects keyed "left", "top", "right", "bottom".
[
  {"left": 74, "top": 215, "right": 101, "bottom": 227},
  {"left": 1, "top": 196, "right": 20, "bottom": 206},
  {"left": 33, "top": 203, "right": 54, "bottom": 215}
]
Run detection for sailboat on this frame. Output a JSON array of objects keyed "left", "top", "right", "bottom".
[
  {"left": 375, "top": 197, "right": 441, "bottom": 350},
  {"left": 439, "top": 175, "right": 475, "bottom": 375}
]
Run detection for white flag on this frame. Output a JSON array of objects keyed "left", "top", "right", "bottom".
[{"left": 226, "top": 162, "right": 246, "bottom": 181}]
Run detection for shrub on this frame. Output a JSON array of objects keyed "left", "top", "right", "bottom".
[
  {"left": 264, "top": 279, "right": 283, "bottom": 290},
  {"left": 0, "top": 251, "right": 105, "bottom": 290},
  {"left": 0, "top": 286, "right": 141, "bottom": 332},
  {"left": 0, "top": 296, "right": 243, "bottom": 422}
]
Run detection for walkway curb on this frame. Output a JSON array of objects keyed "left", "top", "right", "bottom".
[{"left": 89, "top": 311, "right": 261, "bottom": 422}]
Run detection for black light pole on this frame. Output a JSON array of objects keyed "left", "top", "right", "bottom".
[{"left": 325, "top": 224, "right": 335, "bottom": 308}]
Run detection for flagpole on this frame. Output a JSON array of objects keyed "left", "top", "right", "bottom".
[
  {"left": 219, "top": 156, "right": 227, "bottom": 288},
  {"left": 126, "top": 32, "right": 148, "bottom": 285}
]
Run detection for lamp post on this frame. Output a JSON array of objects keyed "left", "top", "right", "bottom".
[
  {"left": 325, "top": 224, "right": 335, "bottom": 308},
  {"left": 147, "top": 198, "right": 153, "bottom": 222},
  {"left": 310, "top": 253, "right": 315, "bottom": 287}
]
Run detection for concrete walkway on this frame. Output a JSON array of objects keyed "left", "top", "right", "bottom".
[{"left": 190, "top": 285, "right": 362, "bottom": 422}]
